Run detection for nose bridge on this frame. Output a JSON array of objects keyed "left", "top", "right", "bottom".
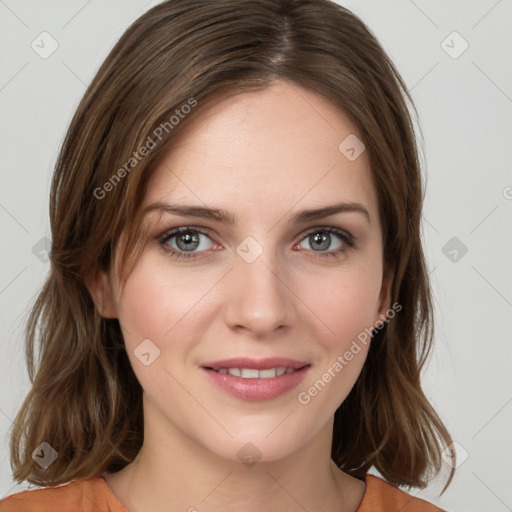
[{"left": 225, "top": 234, "right": 290, "bottom": 334}]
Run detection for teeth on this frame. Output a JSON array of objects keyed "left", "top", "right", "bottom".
[
  {"left": 260, "top": 368, "right": 281, "bottom": 378},
  {"left": 240, "top": 368, "right": 259, "bottom": 378},
  {"left": 216, "top": 367, "right": 295, "bottom": 378}
]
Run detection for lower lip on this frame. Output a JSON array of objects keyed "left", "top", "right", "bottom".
[{"left": 201, "top": 366, "right": 310, "bottom": 401}]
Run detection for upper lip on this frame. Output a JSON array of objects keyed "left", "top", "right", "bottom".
[{"left": 201, "top": 357, "right": 310, "bottom": 371}]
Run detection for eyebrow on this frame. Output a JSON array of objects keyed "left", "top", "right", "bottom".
[{"left": 143, "top": 201, "right": 370, "bottom": 225}]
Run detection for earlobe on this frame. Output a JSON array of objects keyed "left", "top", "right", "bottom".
[{"left": 84, "top": 267, "right": 118, "bottom": 319}]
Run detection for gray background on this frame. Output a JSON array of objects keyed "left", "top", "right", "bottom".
[{"left": 1, "top": 1, "right": 511, "bottom": 510}]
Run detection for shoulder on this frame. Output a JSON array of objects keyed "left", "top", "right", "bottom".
[
  {"left": 0, "top": 475, "right": 127, "bottom": 512},
  {"left": 357, "top": 474, "right": 446, "bottom": 512}
]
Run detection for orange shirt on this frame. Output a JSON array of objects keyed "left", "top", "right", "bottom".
[{"left": 0, "top": 473, "right": 444, "bottom": 511}]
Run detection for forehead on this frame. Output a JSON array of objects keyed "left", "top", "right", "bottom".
[{"left": 143, "top": 81, "right": 378, "bottom": 226}]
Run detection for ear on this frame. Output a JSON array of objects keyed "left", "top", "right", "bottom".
[
  {"left": 84, "top": 267, "right": 118, "bottom": 319},
  {"left": 374, "top": 268, "right": 394, "bottom": 325}
]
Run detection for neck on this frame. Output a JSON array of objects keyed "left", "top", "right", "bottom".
[{"left": 104, "top": 400, "right": 365, "bottom": 512}]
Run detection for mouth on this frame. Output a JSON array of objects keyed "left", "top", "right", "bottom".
[
  {"left": 200, "top": 356, "right": 310, "bottom": 372},
  {"left": 200, "top": 357, "right": 311, "bottom": 401}
]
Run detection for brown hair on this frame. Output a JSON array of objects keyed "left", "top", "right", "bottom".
[{"left": 8, "top": 0, "right": 455, "bottom": 493}]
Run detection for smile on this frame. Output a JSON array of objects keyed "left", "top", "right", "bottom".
[{"left": 199, "top": 357, "right": 311, "bottom": 400}]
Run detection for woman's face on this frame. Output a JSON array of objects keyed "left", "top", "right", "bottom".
[{"left": 94, "top": 80, "right": 392, "bottom": 463}]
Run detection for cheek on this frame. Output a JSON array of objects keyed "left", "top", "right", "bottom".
[
  {"left": 116, "top": 256, "right": 209, "bottom": 347},
  {"left": 300, "top": 259, "right": 382, "bottom": 348},
  {"left": 114, "top": 259, "right": 208, "bottom": 399},
  {"left": 295, "top": 265, "right": 379, "bottom": 412}
]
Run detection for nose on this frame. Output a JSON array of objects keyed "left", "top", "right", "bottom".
[{"left": 223, "top": 245, "right": 292, "bottom": 337}]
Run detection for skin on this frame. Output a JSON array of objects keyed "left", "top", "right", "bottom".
[{"left": 87, "top": 79, "right": 393, "bottom": 512}]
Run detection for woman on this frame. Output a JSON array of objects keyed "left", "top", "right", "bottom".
[{"left": 0, "top": 1, "right": 455, "bottom": 510}]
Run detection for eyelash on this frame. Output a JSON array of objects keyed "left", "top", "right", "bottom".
[{"left": 157, "top": 226, "right": 356, "bottom": 261}]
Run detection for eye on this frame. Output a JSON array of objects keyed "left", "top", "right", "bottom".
[
  {"left": 295, "top": 227, "right": 355, "bottom": 259},
  {"left": 158, "top": 227, "right": 215, "bottom": 260},
  {"left": 157, "top": 225, "right": 356, "bottom": 261}
]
